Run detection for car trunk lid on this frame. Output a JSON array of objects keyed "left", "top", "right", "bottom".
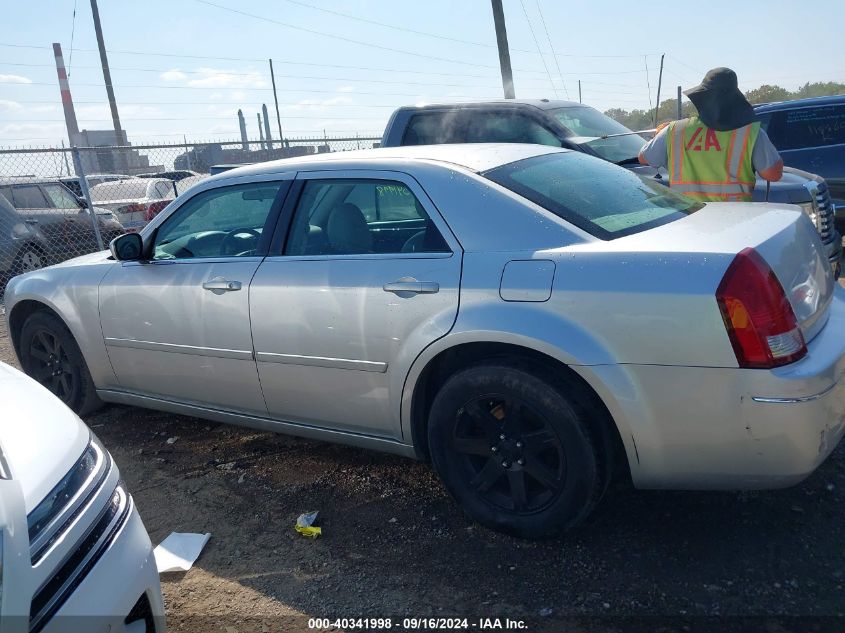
[{"left": 610, "top": 202, "right": 834, "bottom": 342}]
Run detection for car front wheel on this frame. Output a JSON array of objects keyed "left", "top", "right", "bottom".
[
  {"left": 19, "top": 311, "right": 102, "bottom": 416},
  {"left": 428, "top": 361, "right": 605, "bottom": 538}
]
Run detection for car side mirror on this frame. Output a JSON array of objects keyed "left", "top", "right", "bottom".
[
  {"left": 76, "top": 196, "right": 89, "bottom": 209},
  {"left": 110, "top": 233, "right": 144, "bottom": 261}
]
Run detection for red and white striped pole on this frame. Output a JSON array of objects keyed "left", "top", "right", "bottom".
[{"left": 52, "top": 43, "right": 80, "bottom": 145}]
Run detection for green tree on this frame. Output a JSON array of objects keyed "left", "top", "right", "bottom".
[{"left": 744, "top": 84, "right": 792, "bottom": 105}]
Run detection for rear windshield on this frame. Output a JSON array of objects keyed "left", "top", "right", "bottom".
[
  {"left": 484, "top": 152, "right": 702, "bottom": 240},
  {"left": 90, "top": 180, "right": 150, "bottom": 201}
]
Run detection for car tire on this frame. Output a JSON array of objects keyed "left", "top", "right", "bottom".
[
  {"left": 11, "top": 246, "right": 46, "bottom": 276},
  {"left": 428, "top": 361, "right": 605, "bottom": 538},
  {"left": 19, "top": 311, "right": 102, "bottom": 416}
]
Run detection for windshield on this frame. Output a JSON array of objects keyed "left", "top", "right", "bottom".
[
  {"left": 484, "top": 151, "right": 702, "bottom": 240},
  {"left": 551, "top": 106, "right": 648, "bottom": 163}
]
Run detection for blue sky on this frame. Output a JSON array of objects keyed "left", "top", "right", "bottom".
[{"left": 1, "top": 0, "right": 843, "bottom": 146}]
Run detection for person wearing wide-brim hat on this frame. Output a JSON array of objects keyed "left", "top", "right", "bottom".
[{"left": 638, "top": 67, "right": 783, "bottom": 202}]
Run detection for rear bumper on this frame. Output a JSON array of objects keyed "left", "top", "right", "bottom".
[
  {"left": 589, "top": 288, "right": 845, "bottom": 490},
  {"left": 43, "top": 503, "right": 165, "bottom": 633}
]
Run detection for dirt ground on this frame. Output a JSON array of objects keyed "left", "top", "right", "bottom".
[{"left": 2, "top": 313, "right": 845, "bottom": 633}]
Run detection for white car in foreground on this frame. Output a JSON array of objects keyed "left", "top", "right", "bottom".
[{"left": 0, "top": 362, "right": 164, "bottom": 632}]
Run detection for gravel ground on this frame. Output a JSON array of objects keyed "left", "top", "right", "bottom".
[{"left": 2, "top": 312, "right": 844, "bottom": 633}]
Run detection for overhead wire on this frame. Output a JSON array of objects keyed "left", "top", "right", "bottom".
[
  {"left": 534, "top": 0, "right": 569, "bottom": 99},
  {"left": 518, "top": 0, "right": 559, "bottom": 98}
]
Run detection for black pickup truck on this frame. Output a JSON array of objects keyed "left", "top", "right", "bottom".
[{"left": 381, "top": 99, "right": 841, "bottom": 274}]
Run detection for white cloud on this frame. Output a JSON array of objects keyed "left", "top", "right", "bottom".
[
  {"left": 0, "top": 74, "right": 32, "bottom": 84},
  {"left": 160, "top": 67, "right": 267, "bottom": 90},
  {"left": 0, "top": 100, "right": 23, "bottom": 112},
  {"left": 160, "top": 69, "right": 188, "bottom": 82}
]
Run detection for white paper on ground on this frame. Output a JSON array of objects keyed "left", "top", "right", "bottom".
[{"left": 154, "top": 532, "right": 211, "bottom": 573}]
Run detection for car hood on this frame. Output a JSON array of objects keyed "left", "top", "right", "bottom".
[{"left": 0, "top": 362, "right": 89, "bottom": 513}]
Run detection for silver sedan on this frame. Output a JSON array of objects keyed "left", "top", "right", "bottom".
[{"left": 5, "top": 144, "right": 845, "bottom": 538}]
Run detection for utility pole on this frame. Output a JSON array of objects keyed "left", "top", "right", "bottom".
[
  {"left": 90, "top": 0, "right": 124, "bottom": 145},
  {"left": 578, "top": 80, "right": 582, "bottom": 104},
  {"left": 677, "top": 85, "right": 682, "bottom": 120},
  {"left": 653, "top": 53, "right": 665, "bottom": 126},
  {"left": 269, "top": 59, "right": 285, "bottom": 146},
  {"left": 490, "top": 0, "right": 515, "bottom": 99}
]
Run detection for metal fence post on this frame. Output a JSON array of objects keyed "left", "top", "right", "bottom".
[{"left": 71, "top": 146, "right": 105, "bottom": 251}]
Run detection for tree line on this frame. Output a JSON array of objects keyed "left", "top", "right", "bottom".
[{"left": 604, "top": 82, "right": 845, "bottom": 131}]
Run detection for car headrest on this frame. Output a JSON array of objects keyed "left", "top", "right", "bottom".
[{"left": 326, "top": 202, "right": 372, "bottom": 254}]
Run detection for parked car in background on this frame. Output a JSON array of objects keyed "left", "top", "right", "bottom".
[
  {"left": 381, "top": 100, "right": 842, "bottom": 275},
  {"left": 0, "top": 360, "right": 165, "bottom": 632},
  {"left": 6, "top": 144, "right": 845, "bottom": 538},
  {"left": 0, "top": 178, "right": 124, "bottom": 281},
  {"left": 136, "top": 170, "right": 202, "bottom": 182},
  {"left": 59, "top": 173, "right": 129, "bottom": 198},
  {"left": 754, "top": 95, "right": 845, "bottom": 229},
  {"left": 89, "top": 178, "right": 176, "bottom": 229}
]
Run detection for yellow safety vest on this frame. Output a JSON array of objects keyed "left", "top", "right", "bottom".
[{"left": 666, "top": 116, "right": 760, "bottom": 202}]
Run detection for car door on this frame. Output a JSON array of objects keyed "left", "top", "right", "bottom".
[
  {"left": 98, "top": 178, "right": 291, "bottom": 414},
  {"left": 250, "top": 170, "right": 462, "bottom": 438}
]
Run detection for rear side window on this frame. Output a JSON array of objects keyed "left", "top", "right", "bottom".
[
  {"left": 10, "top": 185, "right": 49, "bottom": 209},
  {"left": 401, "top": 112, "right": 465, "bottom": 145},
  {"left": 484, "top": 152, "right": 702, "bottom": 240},
  {"left": 464, "top": 112, "right": 561, "bottom": 146},
  {"left": 765, "top": 105, "right": 845, "bottom": 150}
]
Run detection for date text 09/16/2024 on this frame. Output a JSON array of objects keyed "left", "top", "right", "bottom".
[{"left": 307, "top": 618, "right": 529, "bottom": 630}]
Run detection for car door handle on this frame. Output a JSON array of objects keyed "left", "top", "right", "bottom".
[
  {"left": 25, "top": 219, "right": 39, "bottom": 225},
  {"left": 383, "top": 279, "right": 439, "bottom": 295},
  {"left": 202, "top": 277, "right": 242, "bottom": 292}
]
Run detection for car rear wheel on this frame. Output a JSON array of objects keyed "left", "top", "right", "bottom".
[
  {"left": 428, "top": 362, "right": 604, "bottom": 538},
  {"left": 19, "top": 311, "right": 102, "bottom": 416}
]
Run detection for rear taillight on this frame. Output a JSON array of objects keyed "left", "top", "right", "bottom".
[
  {"left": 716, "top": 248, "right": 806, "bottom": 369},
  {"left": 144, "top": 200, "right": 171, "bottom": 221}
]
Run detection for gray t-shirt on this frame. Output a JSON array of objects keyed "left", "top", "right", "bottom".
[{"left": 639, "top": 121, "right": 782, "bottom": 173}]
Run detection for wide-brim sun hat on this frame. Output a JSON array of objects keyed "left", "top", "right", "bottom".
[{"left": 683, "top": 67, "right": 757, "bottom": 131}]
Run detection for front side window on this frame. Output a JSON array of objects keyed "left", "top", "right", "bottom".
[
  {"left": 464, "top": 112, "right": 561, "bottom": 147},
  {"left": 42, "top": 184, "right": 81, "bottom": 209},
  {"left": 484, "top": 152, "right": 702, "bottom": 240},
  {"left": 285, "top": 179, "right": 449, "bottom": 256},
  {"left": 152, "top": 182, "right": 283, "bottom": 260},
  {"left": 11, "top": 185, "right": 49, "bottom": 209}
]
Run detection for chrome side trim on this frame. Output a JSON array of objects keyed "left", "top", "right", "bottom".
[
  {"left": 105, "top": 337, "right": 253, "bottom": 361},
  {"left": 255, "top": 351, "right": 388, "bottom": 373},
  {"left": 751, "top": 382, "right": 837, "bottom": 404},
  {"left": 96, "top": 389, "right": 416, "bottom": 458}
]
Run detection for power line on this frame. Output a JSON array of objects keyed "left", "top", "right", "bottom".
[
  {"left": 0, "top": 80, "right": 500, "bottom": 98},
  {"left": 518, "top": 0, "right": 559, "bottom": 97},
  {"left": 68, "top": 0, "right": 78, "bottom": 77},
  {"left": 192, "top": 0, "right": 542, "bottom": 73},
  {"left": 534, "top": 0, "right": 569, "bottom": 99},
  {"left": 0, "top": 62, "right": 506, "bottom": 89}
]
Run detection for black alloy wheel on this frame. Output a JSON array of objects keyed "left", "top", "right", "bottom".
[
  {"left": 428, "top": 361, "right": 605, "bottom": 538},
  {"left": 452, "top": 396, "right": 565, "bottom": 513}
]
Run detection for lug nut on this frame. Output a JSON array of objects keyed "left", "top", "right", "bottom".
[
  {"left": 517, "top": 458, "right": 524, "bottom": 465},
  {"left": 491, "top": 446, "right": 498, "bottom": 452},
  {"left": 515, "top": 441, "right": 522, "bottom": 448},
  {"left": 500, "top": 434, "right": 506, "bottom": 440},
  {"left": 502, "top": 461, "right": 510, "bottom": 468}
]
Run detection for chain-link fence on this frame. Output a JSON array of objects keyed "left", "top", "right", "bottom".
[{"left": 0, "top": 136, "right": 380, "bottom": 303}]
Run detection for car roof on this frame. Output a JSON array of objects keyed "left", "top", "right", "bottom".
[
  {"left": 0, "top": 176, "right": 77, "bottom": 187},
  {"left": 210, "top": 143, "right": 566, "bottom": 181},
  {"left": 394, "top": 99, "right": 583, "bottom": 112},
  {"left": 753, "top": 94, "right": 845, "bottom": 112}
]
